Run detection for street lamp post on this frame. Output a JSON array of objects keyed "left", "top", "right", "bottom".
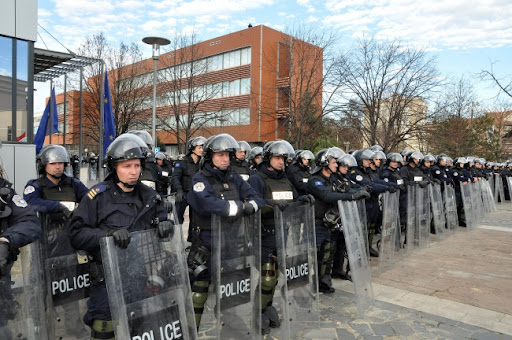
[{"left": 142, "top": 36, "right": 170, "bottom": 152}]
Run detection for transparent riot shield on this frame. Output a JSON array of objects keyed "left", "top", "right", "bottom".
[
  {"left": 460, "top": 183, "right": 475, "bottom": 230},
  {"left": 101, "top": 229, "right": 197, "bottom": 340},
  {"left": 430, "top": 183, "right": 447, "bottom": 241},
  {"left": 40, "top": 212, "right": 90, "bottom": 339},
  {"left": 272, "top": 202, "right": 319, "bottom": 339},
  {"left": 0, "top": 242, "right": 47, "bottom": 340},
  {"left": 338, "top": 200, "right": 374, "bottom": 316},
  {"left": 356, "top": 200, "right": 369, "bottom": 259},
  {"left": 377, "top": 191, "right": 400, "bottom": 273},
  {"left": 209, "top": 214, "right": 261, "bottom": 339},
  {"left": 481, "top": 179, "right": 497, "bottom": 213},
  {"left": 495, "top": 175, "right": 506, "bottom": 204},
  {"left": 416, "top": 186, "right": 431, "bottom": 248},
  {"left": 443, "top": 184, "right": 459, "bottom": 233},
  {"left": 507, "top": 177, "right": 512, "bottom": 204},
  {"left": 89, "top": 163, "right": 97, "bottom": 182},
  {"left": 469, "top": 182, "right": 483, "bottom": 225},
  {"left": 406, "top": 185, "right": 418, "bottom": 252}
]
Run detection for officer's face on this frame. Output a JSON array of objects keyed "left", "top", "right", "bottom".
[
  {"left": 269, "top": 156, "right": 285, "bottom": 171},
  {"left": 389, "top": 161, "right": 398, "bottom": 169},
  {"left": 254, "top": 155, "right": 262, "bottom": 164},
  {"left": 362, "top": 159, "right": 371, "bottom": 168},
  {"left": 328, "top": 157, "right": 338, "bottom": 173},
  {"left": 46, "top": 162, "right": 64, "bottom": 178},
  {"left": 235, "top": 150, "right": 246, "bottom": 161},
  {"left": 373, "top": 159, "right": 381, "bottom": 167},
  {"left": 338, "top": 164, "right": 348, "bottom": 174},
  {"left": 156, "top": 159, "right": 164, "bottom": 166},
  {"left": 115, "top": 159, "right": 141, "bottom": 185},
  {"left": 193, "top": 145, "right": 204, "bottom": 157},
  {"left": 212, "top": 151, "right": 230, "bottom": 170},
  {"left": 301, "top": 158, "right": 310, "bottom": 166}
]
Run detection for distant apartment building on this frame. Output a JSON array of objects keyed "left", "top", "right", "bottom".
[{"left": 46, "top": 25, "right": 324, "bottom": 155}]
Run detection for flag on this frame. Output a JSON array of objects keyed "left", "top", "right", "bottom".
[
  {"left": 34, "top": 87, "right": 59, "bottom": 154},
  {"left": 103, "top": 73, "right": 116, "bottom": 157},
  {"left": 16, "top": 131, "right": 26, "bottom": 142}
]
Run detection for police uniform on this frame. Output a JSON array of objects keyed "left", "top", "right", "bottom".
[
  {"left": 187, "top": 161, "right": 263, "bottom": 328},
  {"left": 170, "top": 154, "right": 201, "bottom": 224},
  {"left": 0, "top": 178, "right": 41, "bottom": 328},
  {"left": 231, "top": 158, "right": 252, "bottom": 181},
  {"left": 286, "top": 162, "right": 311, "bottom": 196},
  {"left": 68, "top": 178, "right": 168, "bottom": 333},
  {"left": 450, "top": 165, "right": 471, "bottom": 226}
]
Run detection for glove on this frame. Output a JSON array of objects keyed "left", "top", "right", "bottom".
[
  {"left": 419, "top": 181, "right": 429, "bottom": 188},
  {"left": 163, "top": 200, "right": 174, "bottom": 213},
  {"left": 60, "top": 204, "right": 73, "bottom": 219},
  {"left": 243, "top": 202, "right": 256, "bottom": 215},
  {"left": 0, "top": 241, "right": 11, "bottom": 277},
  {"left": 434, "top": 178, "right": 442, "bottom": 185},
  {"left": 363, "top": 185, "right": 373, "bottom": 193},
  {"left": 398, "top": 184, "right": 406, "bottom": 191},
  {"left": 106, "top": 228, "right": 131, "bottom": 248},
  {"left": 298, "top": 194, "right": 315, "bottom": 204},
  {"left": 175, "top": 191, "right": 185, "bottom": 203},
  {"left": 271, "top": 200, "right": 289, "bottom": 211},
  {"left": 352, "top": 190, "right": 371, "bottom": 200},
  {"left": 387, "top": 186, "right": 397, "bottom": 193},
  {"left": 157, "top": 220, "right": 174, "bottom": 238}
]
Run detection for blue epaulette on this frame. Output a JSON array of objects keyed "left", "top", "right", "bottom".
[{"left": 86, "top": 184, "right": 108, "bottom": 200}]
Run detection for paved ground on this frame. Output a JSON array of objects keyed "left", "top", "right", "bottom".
[{"left": 183, "top": 202, "right": 512, "bottom": 339}]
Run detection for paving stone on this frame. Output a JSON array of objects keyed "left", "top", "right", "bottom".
[
  {"left": 336, "top": 328, "right": 356, "bottom": 340},
  {"left": 388, "top": 321, "right": 415, "bottom": 336},
  {"left": 370, "top": 323, "right": 395, "bottom": 336},
  {"left": 362, "top": 336, "right": 383, "bottom": 340},
  {"left": 470, "top": 330, "right": 501, "bottom": 340},
  {"left": 456, "top": 322, "right": 485, "bottom": 332},
  {"left": 420, "top": 311, "right": 459, "bottom": 326},
  {"left": 438, "top": 322, "right": 473, "bottom": 337},
  {"left": 500, "top": 334, "right": 512, "bottom": 340},
  {"left": 348, "top": 322, "right": 374, "bottom": 336}
]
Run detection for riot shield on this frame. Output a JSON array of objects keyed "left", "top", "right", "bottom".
[
  {"left": 494, "top": 174, "right": 506, "bottom": 204},
  {"left": 377, "top": 191, "right": 400, "bottom": 273},
  {"left": 208, "top": 213, "right": 260, "bottom": 339},
  {"left": 443, "top": 184, "right": 459, "bottom": 233},
  {"left": 338, "top": 200, "right": 374, "bottom": 316},
  {"left": 40, "top": 211, "right": 90, "bottom": 339},
  {"left": 481, "top": 179, "right": 497, "bottom": 213},
  {"left": 469, "top": 182, "right": 483, "bottom": 225},
  {"left": 416, "top": 186, "right": 431, "bottom": 248},
  {"left": 101, "top": 229, "right": 197, "bottom": 340},
  {"left": 272, "top": 202, "right": 319, "bottom": 339},
  {"left": 405, "top": 185, "right": 418, "bottom": 252},
  {"left": 430, "top": 183, "right": 447, "bottom": 241},
  {"left": 460, "top": 183, "right": 475, "bottom": 230},
  {"left": 0, "top": 242, "right": 47, "bottom": 340},
  {"left": 356, "top": 200, "right": 369, "bottom": 259},
  {"left": 507, "top": 177, "right": 512, "bottom": 204}
]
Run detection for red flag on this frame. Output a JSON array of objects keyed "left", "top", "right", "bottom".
[{"left": 16, "top": 131, "right": 26, "bottom": 142}]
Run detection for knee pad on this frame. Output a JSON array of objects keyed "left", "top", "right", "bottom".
[
  {"left": 191, "top": 280, "right": 210, "bottom": 329},
  {"left": 91, "top": 320, "right": 114, "bottom": 340},
  {"left": 187, "top": 238, "right": 209, "bottom": 279}
]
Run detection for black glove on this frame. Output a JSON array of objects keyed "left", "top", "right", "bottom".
[
  {"left": 434, "top": 178, "right": 442, "bottom": 185},
  {"left": 60, "top": 204, "right": 73, "bottom": 219},
  {"left": 0, "top": 241, "right": 11, "bottom": 277},
  {"left": 243, "top": 202, "right": 256, "bottom": 215},
  {"left": 175, "top": 191, "right": 185, "bottom": 203},
  {"left": 352, "top": 190, "right": 371, "bottom": 200},
  {"left": 106, "top": 228, "right": 131, "bottom": 248},
  {"left": 298, "top": 194, "right": 315, "bottom": 204},
  {"left": 163, "top": 200, "right": 174, "bottom": 213},
  {"left": 398, "top": 184, "right": 406, "bottom": 191},
  {"left": 387, "top": 186, "right": 397, "bottom": 193},
  {"left": 271, "top": 200, "right": 289, "bottom": 211},
  {"left": 157, "top": 220, "right": 173, "bottom": 238},
  {"left": 419, "top": 181, "right": 429, "bottom": 188},
  {"left": 363, "top": 185, "right": 373, "bottom": 193}
]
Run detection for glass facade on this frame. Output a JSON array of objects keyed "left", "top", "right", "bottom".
[{"left": 0, "top": 35, "right": 32, "bottom": 142}]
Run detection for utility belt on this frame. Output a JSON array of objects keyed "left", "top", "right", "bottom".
[
  {"left": 261, "top": 224, "right": 275, "bottom": 237},
  {"left": 80, "top": 251, "right": 104, "bottom": 284}
]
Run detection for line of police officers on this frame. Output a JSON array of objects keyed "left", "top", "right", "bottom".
[{"left": 1, "top": 132, "right": 511, "bottom": 339}]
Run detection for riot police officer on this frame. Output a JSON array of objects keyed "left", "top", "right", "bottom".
[
  {"left": 155, "top": 152, "right": 171, "bottom": 195},
  {"left": 171, "top": 136, "right": 206, "bottom": 227},
  {"left": 286, "top": 150, "right": 314, "bottom": 196},
  {"left": 450, "top": 157, "right": 471, "bottom": 226},
  {"left": 308, "top": 149, "right": 370, "bottom": 293},
  {"left": 128, "top": 130, "right": 165, "bottom": 195},
  {"left": 186, "top": 133, "right": 263, "bottom": 330},
  {"left": 231, "top": 140, "right": 252, "bottom": 181},
  {"left": 249, "top": 146, "right": 263, "bottom": 171},
  {"left": 68, "top": 134, "right": 172, "bottom": 340}
]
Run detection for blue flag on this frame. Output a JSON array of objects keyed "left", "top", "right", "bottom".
[
  {"left": 34, "top": 87, "right": 59, "bottom": 154},
  {"left": 103, "top": 73, "right": 116, "bottom": 157}
]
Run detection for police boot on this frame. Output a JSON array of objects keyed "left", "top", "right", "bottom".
[
  {"left": 90, "top": 320, "right": 114, "bottom": 340},
  {"left": 368, "top": 233, "right": 379, "bottom": 257},
  {"left": 263, "top": 305, "right": 280, "bottom": 328}
]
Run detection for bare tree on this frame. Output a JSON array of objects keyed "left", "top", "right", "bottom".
[
  {"left": 258, "top": 25, "right": 342, "bottom": 149},
  {"left": 334, "top": 36, "right": 443, "bottom": 152},
  {"left": 479, "top": 61, "right": 512, "bottom": 100},
  {"left": 77, "top": 32, "right": 148, "bottom": 152},
  {"left": 157, "top": 31, "right": 225, "bottom": 153}
]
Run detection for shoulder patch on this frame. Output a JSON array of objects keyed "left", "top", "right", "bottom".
[
  {"left": 24, "top": 185, "right": 35, "bottom": 195},
  {"left": 12, "top": 194, "right": 28, "bottom": 208},
  {"left": 174, "top": 163, "right": 181, "bottom": 168},
  {"left": 453, "top": 172, "right": 458, "bottom": 177},
  {"left": 435, "top": 170, "right": 440, "bottom": 174},
  {"left": 351, "top": 170, "right": 356, "bottom": 174},
  {"left": 314, "top": 181, "right": 323, "bottom": 186},
  {"left": 155, "top": 194, "right": 161, "bottom": 201},
  {"left": 87, "top": 184, "right": 107, "bottom": 200},
  {"left": 193, "top": 182, "right": 205, "bottom": 192},
  {"left": 356, "top": 175, "right": 363, "bottom": 181},
  {"left": 383, "top": 178, "right": 389, "bottom": 182}
]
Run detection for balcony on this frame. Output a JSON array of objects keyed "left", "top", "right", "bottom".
[
  {"left": 276, "top": 77, "right": 290, "bottom": 89},
  {"left": 276, "top": 107, "right": 289, "bottom": 119}
]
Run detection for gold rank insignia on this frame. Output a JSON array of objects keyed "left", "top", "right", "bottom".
[{"left": 87, "top": 187, "right": 102, "bottom": 200}]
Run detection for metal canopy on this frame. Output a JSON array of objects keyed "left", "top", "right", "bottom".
[{"left": 34, "top": 48, "right": 99, "bottom": 82}]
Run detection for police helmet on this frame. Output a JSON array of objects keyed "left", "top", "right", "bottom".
[
  {"left": 263, "top": 140, "right": 295, "bottom": 163},
  {"left": 312, "top": 148, "right": 338, "bottom": 174},
  {"left": 373, "top": 150, "right": 387, "bottom": 160},
  {"left": 297, "top": 150, "right": 314, "bottom": 162},
  {"left": 466, "top": 156, "right": 475, "bottom": 163},
  {"left": 330, "top": 147, "right": 346, "bottom": 161},
  {"left": 187, "top": 136, "right": 207, "bottom": 154},
  {"left": 455, "top": 157, "right": 468, "bottom": 164},
  {"left": 249, "top": 146, "right": 263, "bottom": 162},
  {"left": 422, "top": 154, "right": 436, "bottom": 164},
  {"left": 203, "top": 134, "right": 239, "bottom": 161},
  {"left": 127, "top": 130, "right": 154, "bottom": 148},
  {"left": 106, "top": 134, "right": 147, "bottom": 174},
  {"left": 359, "top": 149, "right": 375, "bottom": 161},
  {"left": 338, "top": 154, "right": 357, "bottom": 168},
  {"left": 236, "top": 141, "right": 251, "bottom": 153},
  {"left": 369, "top": 144, "right": 384, "bottom": 152},
  {"left": 387, "top": 152, "right": 403, "bottom": 163},
  {"left": 37, "top": 145, "right": 69, "bottom": 174},
  {"left": 407, "top": 151, "right": 424, "bottom": 163},
  {"left": 155, "top": 152, "right": 166, "bottom": 160}
]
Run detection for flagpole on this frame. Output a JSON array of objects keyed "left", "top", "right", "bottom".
[
  {"left": 99, "top": 61, "right": 105, "bottom": 177},
  {"left": 79, "top": 67, "right": 83, "bottom": 166},
  {"left": 49, "top": 79, "right": 53, "bottom": 144}
]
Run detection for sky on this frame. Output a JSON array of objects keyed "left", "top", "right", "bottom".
[{"left": 34, "top": 0, "right": 512, "bottom": 113}]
